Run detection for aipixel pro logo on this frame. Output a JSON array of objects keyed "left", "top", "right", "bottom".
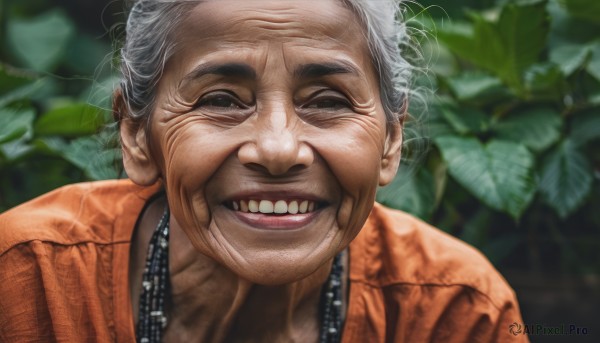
[
  {"left": 509, "top": 322, "right": 589, "bottom": 337},
  {"left": 509, "top": 322, "right": 522, "bottom": 335}
]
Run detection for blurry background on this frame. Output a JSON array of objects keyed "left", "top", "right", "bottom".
[{"left": 0, "top": 0, "right": 599, "bottom": 341}]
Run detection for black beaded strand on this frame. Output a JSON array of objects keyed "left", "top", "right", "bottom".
[
  {"left": 135, "top": 206, "right": 344, "bottom": 343},
  {"left": 319, "top": 252, "right": 344, "bottom": 343},
  {"left": 136, "top": 208, "right": 170, "bottom": 343}
]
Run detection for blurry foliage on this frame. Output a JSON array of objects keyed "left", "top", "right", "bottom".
[
  {"left": 0, "top": 0, "right": 121, "bottom": 210},
  {"left": 377, "top": 0, "right": 600, "bottom": 275},
  {"left": 0, "top": 0, "right": 599, "bottom": 274}
]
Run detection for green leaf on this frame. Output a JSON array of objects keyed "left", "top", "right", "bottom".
[
  {"left": 496, "top": 1, "right": 549, "bottom": 84},
  {"left": 445, "top": 72, "right": 508, "bottom": 103},
  {"left": 421, "top": 39, "right": 456, "bottom": 77},
  {"left": 439, "top": 105, "right": 489, "bottom": 135},
  {"left": 524, "top": 63, "right": 565, "bottom": 99},
  {"left": 539, "top": 139, "right": 593, "bottom": 218},
  {"left": 0, "top": 78, "right": 51, "bottom": 108},
  {"left": 0, "top": 66, "right": 53, "bottom": 107},
  {"left": 6, "top": 10, "right": 75, "bottom": 72},
  {"left": 436, "top": 21, "right": 477, "bottom": 63},
  {"left": 437, "top": 12, "right": 504, "bottom": 78},
  {"left": 471, "top": 13, "right": 506, "bottom": 78},
  {"left": 438, "top": 2, "right": 549, "bottom": 91},
  {"left": 31, "top": 137, "right": 69, "bottom": 155},
  {"left": 65, "top": 34, "right": 111, "bottom": 75},
  {"left": 81, "top": 76, "right": 120, "bottom": 106},
  {"left": 548, "top": 1, "right": 600, "bottom": 46},
  {"left": 558, "top": 0, "right": 600, "bottom": 23},
  {"left": 0, "top": 65, "right": 37, "bottom": 95},
  {"left": 428, "top": 101, "right": 457, "bottom": 137},
  {"left": 376, "top": 165, "right": 436, "bottom": 220},
  {"left": 34, "top": 103, "right": 106, "bottom": 137},
  {"left": 80, "top": 76, "right": 120, "bottom": 120},
  {"left": 493, "top": 107, "right": 562, "bottom": 152},
  {"left": 549, "top": 44, "right": 592, "bottom": 76},
  {"left": 0, "top": 107, "right": 35, "bottom": 144},
  {"left": 587, "top": 42, "right": 600, "bottom": 82},
  {"left": 428, "top": 151, "right": 448, "bottom": 208},
  {"left": 570, "top": 108, "right": 600, "bottom": 146},
  {"left": 435, "top": 136, "right": 536, "bottom": 218},
  {"left": 62, "top": 136, "right": 119, "bottom": 180},
  {"left": 0, "top": 137, "right": 34, "bottom": 162}
]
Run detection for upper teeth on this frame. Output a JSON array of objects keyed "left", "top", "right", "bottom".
[{"left": 233, "top": 200, "right": 316, "bottom": 214}]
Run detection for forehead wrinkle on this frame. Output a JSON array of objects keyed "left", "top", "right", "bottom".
[
  {"left": 220, "top": 21, "right": 348, "bottom": 45},
  {"left": 173, "top": 1, "right": 371, "bottom": 79},
  {"left": 186, "top": 0, "right": 354, "bottom": 43}
]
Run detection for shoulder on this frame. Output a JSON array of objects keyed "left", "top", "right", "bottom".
[
  {"left": 0, "top": 179, "right": 159, "bottom": 255},
  {"left": 350, "top": 203, "right": 516, "bottom": 310},
  {"left": 0, "top": 180, "right": 156, "bottom": 342},
  {"left": 345, "top": 204, "right": 527, "bottom": 342}
]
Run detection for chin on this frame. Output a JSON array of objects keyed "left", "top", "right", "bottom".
[{"left": 221, "top": 248, "right": 336, "bottom": 286}]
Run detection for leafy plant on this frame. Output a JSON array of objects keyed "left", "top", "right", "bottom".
[
  {"left": 378, "top": 0, "right": 600, "bottom": 274},
  {"left": 0, "top": 1, "right": 119, "bottom": 211}
]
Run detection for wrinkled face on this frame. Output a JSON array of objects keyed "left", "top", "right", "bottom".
[{"left": 123, "top": 0, "right": 402, "bottom": 284}]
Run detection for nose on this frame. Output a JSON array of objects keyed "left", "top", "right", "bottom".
[{"left": 237, "top": 105, "right": 313, "bottom": 176}]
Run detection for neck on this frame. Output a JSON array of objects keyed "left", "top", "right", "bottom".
[{"left": 164, "top": 218, "right": 331, "bottom": 343}]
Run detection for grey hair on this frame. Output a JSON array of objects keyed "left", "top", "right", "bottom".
[
  {"left": 118, "top": 0, "right": 196, "bottom": 122},
  {"left": 343, "top": 0, "right": 411, "bottom": 124},
  {"left": 118, "top": 0, "right": 415, "bottom": 125}
]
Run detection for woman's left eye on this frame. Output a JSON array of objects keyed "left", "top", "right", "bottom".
[
  {"left": 305, "top": 98, "right": 350, "bottom": 110},
  {"left": 205, "top": 96, "right": 236, "bottom": 108}
]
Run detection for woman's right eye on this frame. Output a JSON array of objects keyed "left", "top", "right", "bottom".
[{"left": 195, "top": 92, "right": 244, "bottom": 110}]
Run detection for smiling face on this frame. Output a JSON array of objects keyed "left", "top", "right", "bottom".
[{"left": 120, "top": 0, "right": 403, "bottom": 285}]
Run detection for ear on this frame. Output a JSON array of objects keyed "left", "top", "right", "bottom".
[
  {"left": 379, "top": 119, "right": 403, "bottom": 186},
  {"left": 113, "top": 89, "right": 160, "bottom": 186}
]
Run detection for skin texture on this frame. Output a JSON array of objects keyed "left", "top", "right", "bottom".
[{"left": 118, "top": 0, "right": 403, "bottom": 341}]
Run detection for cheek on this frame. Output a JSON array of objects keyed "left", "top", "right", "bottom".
[
  {"left": 162, "top": 129, "right": 225, "bottom": 187},
  {"left": 155, "top": 122, "right": 244, "bottom": 227},
  {"left": 310, "top": 119, "right": 385, "bottom": 196},
  {"left": 157, "top": 115, "right": 247, "bottom": 185},
  {"left": 308, "top": 118, "right": 385, "bottom": 232}
]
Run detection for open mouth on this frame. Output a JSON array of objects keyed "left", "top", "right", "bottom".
[
  {"left": 220, "top": 191, "right": 331, "bottom": 230},
  {"left": 225, "top": 199, "right": 324, "bottom": 215}
]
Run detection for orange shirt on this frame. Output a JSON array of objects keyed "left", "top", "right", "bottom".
[{"left": 0, "top": 180, "right": 528, "bottom": 342}]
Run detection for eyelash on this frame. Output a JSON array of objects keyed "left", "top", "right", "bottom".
[
  {"left": 303, "top": 90, "right": 352, "bottom": 111},
  {"left": 194, "top": 91, "right": 248, "bottom": 111},
  {"left": 304, "top": 97, "right": 351, "bottom": 110},
  {"left": 193, "top": 90, "right": 352, "bottom": 113}
]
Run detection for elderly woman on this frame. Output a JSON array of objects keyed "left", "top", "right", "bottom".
[{"left": 0, "top": 0, "right": 528, "bottom": 342}]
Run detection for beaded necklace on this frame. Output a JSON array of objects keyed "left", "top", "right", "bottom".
[{"left": 136, "top": 208, "right": 344, "bottom": 343}]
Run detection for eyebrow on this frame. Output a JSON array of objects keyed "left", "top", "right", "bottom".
[
  {"left": 294, "top": 61, "right": 360, "bottom": 79},
  {"left": 183, "top": 62, "right": 257, "bottom": 82},
  {"left": 182, "top": 60, "right": 360, "bottom": 84}
]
